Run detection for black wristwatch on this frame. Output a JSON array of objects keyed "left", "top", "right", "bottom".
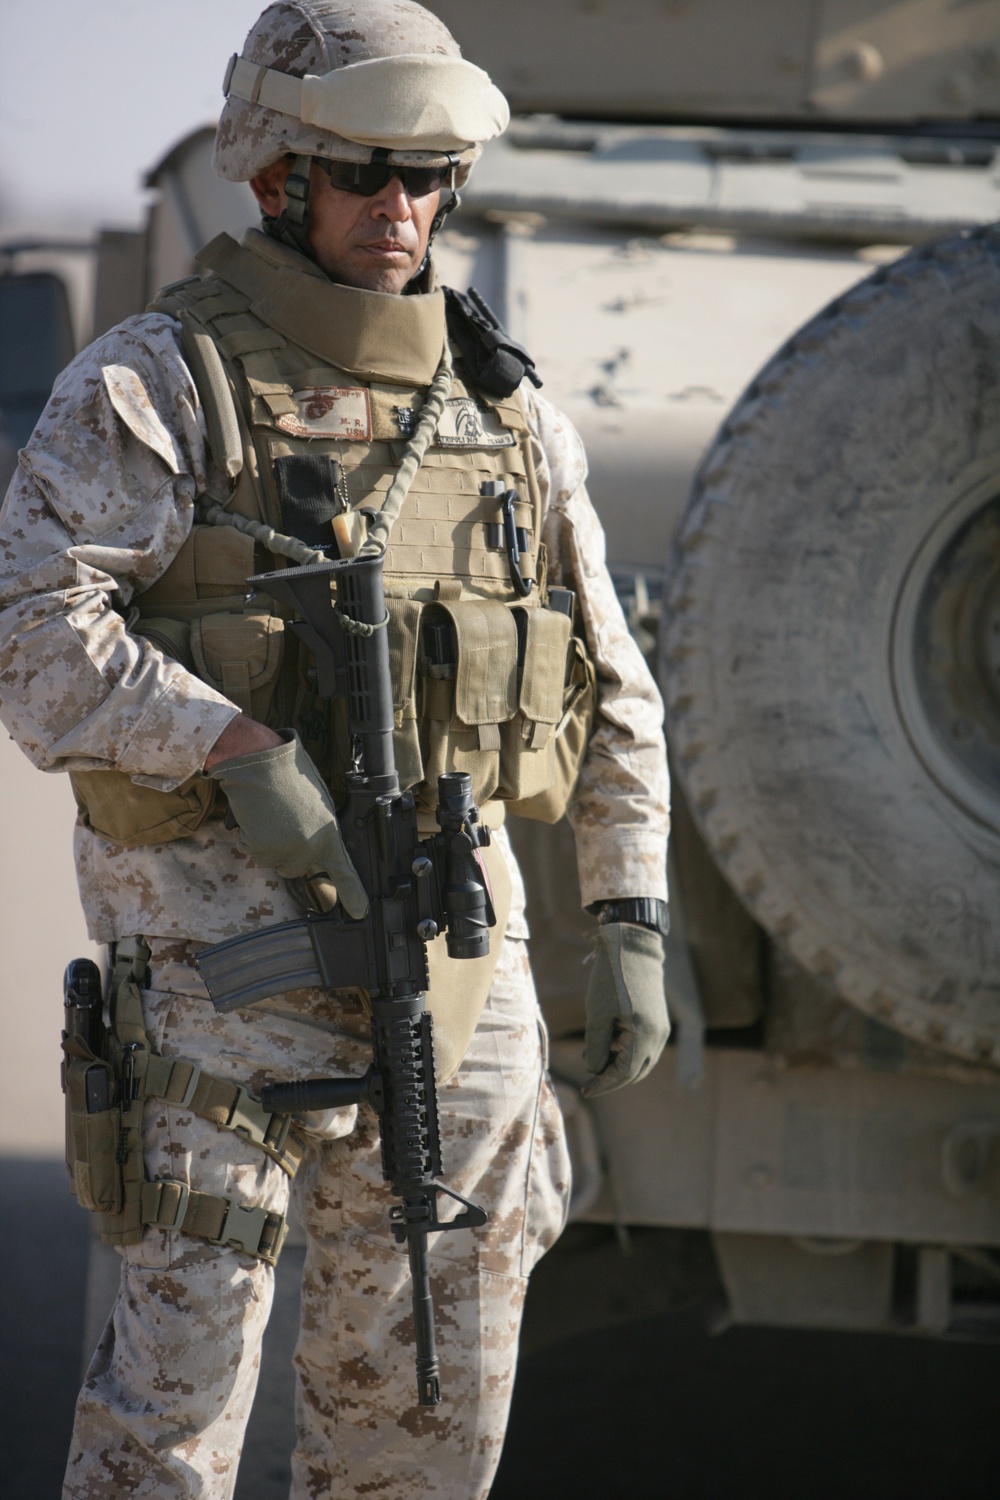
[{"left": 590, "top": 898, "right": 669, "bottom": 936}]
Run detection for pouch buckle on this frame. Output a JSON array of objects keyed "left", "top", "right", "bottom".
[
  {"left": 228, "top": 1087, "right": 292, "bottom": 1156},
  {"left": 216, "top": 1201, "right": 287, "bottom": 1262},
  {"left": 157, "top": 1178, "right": 191, "bottom": 1232},
  {"left": 178, "top": 1061, "right": 202, "bottom": 1110}
]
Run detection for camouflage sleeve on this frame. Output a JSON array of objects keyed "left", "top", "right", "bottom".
[
  {"left": 0, "top": 314, "right": 239, "bottom": 788},
  {"left": 526, "top": 389, "right": 670, "bottom": 908}
]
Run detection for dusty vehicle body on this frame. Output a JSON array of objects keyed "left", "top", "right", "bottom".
[
  {"left": 2, "top": 0, "right": 999, "bottom": 1347},
  {"left": 433, "top": 0, "right": 1000, "bottom": 1341}
]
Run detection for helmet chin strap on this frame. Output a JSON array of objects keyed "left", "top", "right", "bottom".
[
  {"left": 408, "top": 157, "right": 460, "bottom": 293},
  {"left": 263, "top": 153, "right": 316, "bottom": 259}
]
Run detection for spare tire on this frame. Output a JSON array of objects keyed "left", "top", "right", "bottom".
[{"left": 661, "top": 225, "right": 1000, "bottom": 1067}]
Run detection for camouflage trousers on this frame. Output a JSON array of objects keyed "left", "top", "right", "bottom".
[{"left": 63, "top": 927, "right": 570, "bottom": 1499}]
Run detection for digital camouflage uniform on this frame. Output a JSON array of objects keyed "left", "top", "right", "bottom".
[
  {"left": 65, "top": 921, "right": 567, "bottom": 1499},
  {"left": 0, "top": 304, "right": 669, "bottom": 1498}
]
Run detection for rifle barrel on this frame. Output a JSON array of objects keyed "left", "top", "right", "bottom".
[{"left": 407, "top": 1225, "right": 442, "bottom": 1406}]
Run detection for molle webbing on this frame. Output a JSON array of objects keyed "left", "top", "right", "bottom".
[
  {"left": 361, "top": 348, "right": 453, "bottom": 557},
  {"left": 195, "top": 347, "right": 455, "bottom": 567},
  {"left": 153, "top": 236, "right": 542, "bottom": 597}
]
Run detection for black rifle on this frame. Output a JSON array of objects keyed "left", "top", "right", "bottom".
[{"left": 195, "top": 552, "right": 491, "bottom": 1407}]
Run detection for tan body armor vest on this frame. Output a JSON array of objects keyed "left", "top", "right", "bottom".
[{"left": 73, "top": 231, "right": 593, "bottom": 844}]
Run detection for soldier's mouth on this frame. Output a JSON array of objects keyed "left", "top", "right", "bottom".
[{"left": 361, "top": 240, "right": 410, "bottom": 257}]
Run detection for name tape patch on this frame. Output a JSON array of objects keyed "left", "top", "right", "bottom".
[
  {"left": 276, "top": 387, "right": 372, "bottom": 440},
  {"left": 434, "top": 397, "right": 516, "bottom": 450}
]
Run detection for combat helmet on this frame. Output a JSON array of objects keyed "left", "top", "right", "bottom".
[{"left": 214, "top": 0, "right": 509, "bottom": 260}]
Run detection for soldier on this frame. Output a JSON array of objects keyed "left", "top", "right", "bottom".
[{"left": 0, "top": 2, "right": 670, "bottom": 1496}]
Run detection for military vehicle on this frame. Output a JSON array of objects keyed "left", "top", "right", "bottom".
[
  {"left": 2, "top": 0, "right": 999, "bottom": 1370},
  {"left": 429, "top": 0, "right": 1000, "bottom": 1343}
]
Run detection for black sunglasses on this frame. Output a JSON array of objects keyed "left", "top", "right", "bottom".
[{"left": 315, "top": 157, "right": 447, "bottom": 199}]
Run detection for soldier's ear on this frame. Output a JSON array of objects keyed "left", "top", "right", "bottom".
[{"left": 250, "top": 157, "right": 294, "bottom": 217}]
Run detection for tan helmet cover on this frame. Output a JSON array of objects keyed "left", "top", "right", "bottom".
[{"left": 214, "top": 0, "right": 509, "bottom": 183}]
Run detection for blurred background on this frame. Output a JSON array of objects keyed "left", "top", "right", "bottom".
[
  {"left": 4, "top": 3, "right": 1000, "bottom": 1497},
  {"left": 1, "top": 3, "right": 262, "bottom": 232},
  {"left": 0, "top": 1, "right": 265, "bottom": 1154}
]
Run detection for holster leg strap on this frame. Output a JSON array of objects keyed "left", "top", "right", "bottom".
[
  {"left": 143, "top": 1054, "right": 307, "bottom": 1178},
  {"left": 139, "top": 1177, "right": 288, "bottom": 1266}
]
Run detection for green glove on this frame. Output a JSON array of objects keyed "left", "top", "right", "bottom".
[
  {"left": 207, "top": 732, "right": 369, "bottom": 919},
  {"left": 582, "top": 922, "right": 669, "bottom": 1098}
]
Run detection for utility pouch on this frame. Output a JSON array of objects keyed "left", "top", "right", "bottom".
[
  {"left": 71, "top": 767, "right": 219, "bottom": 847},
  {"left": 139, "top": 522, "right": 258, "bottom": 615},
  {"left": 498, "top": 604, "right": 572, "bottom": 803},
  {"left": 190, "top": 609, "right": 285, "bottom": 721},
  {"left": 414, "top": 592, "right": 593, "bottom": 818},
  {"left": 386, "top": 596, "right": 424, "bottom": 791},
  {"left": 508, "top": 615, "right": 597, "bottom": 824},
  {"left": 419, "top": 598, "right": 518, "bottom": 805},
  {"left": 61, "top": 1035, "right": 124, "bottom": 1215}
]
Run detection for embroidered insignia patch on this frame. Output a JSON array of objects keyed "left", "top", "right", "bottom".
[
  {"left": 275, "top": 387, "right": 372, "bottom": 440},
  {"left": 434, "top": 397, "right": 516, "bottom": 449}
]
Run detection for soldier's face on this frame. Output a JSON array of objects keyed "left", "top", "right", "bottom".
[{"left": 250, "top": 158, "right": 440, "bottom": 293}]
